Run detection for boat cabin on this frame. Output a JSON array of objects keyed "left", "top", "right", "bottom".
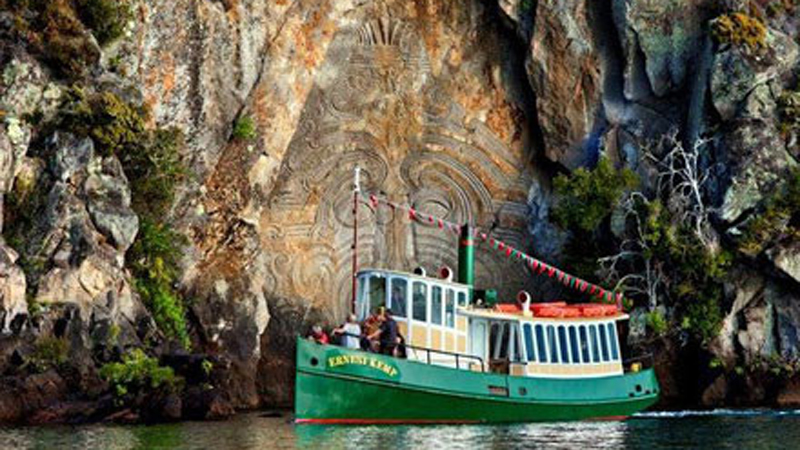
[
  {"left": 355, "top": 268, "right": 470, "bottom": 365},
  {"left": 355, "top": 268, "right": 627, "bottom": 378}
]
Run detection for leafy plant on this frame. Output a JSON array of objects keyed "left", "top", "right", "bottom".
[
  {"left": 645, "top": 310, "right": 668, "bottom": 337},
  {"left": 201, "top": 359, "right": 213, "bottom": 376},
  {"left": 74, "top": 0, "right": 132, "bottom": 45},
  {"left": 128, "top": 220, "right": 190, "bottom": 349},
  {"left": 28, "top": 337, "right": 69, "bottom": 373},
  {"left": 100, "top": 349, "right": 181, "bottom": 402},
  {"left": 232, "top": 116, "right": 258, "bottom": 141},
  {"left": 553, "top": 158, "right": 639, "bottom": 234}
]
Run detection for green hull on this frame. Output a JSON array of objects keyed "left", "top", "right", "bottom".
[{"left": 294, "top": 338, "right": 659, "bottom": 424}]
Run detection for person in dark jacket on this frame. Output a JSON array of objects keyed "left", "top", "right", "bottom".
[{"left": 368, "top": 309, "right": 398, "bottom": 356}]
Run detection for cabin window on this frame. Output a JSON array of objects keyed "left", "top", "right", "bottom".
[
  {"left": 568, "top": 326, "right": 579, "bottom": 364},
  {"left": 431, "top": 286, "right": 443, "bottom": 325},
  {"left": 445, "top": 289, "right": 455, "bottom": 328},
  {"left": 389, "top": 278, "right": 408, "bottom": 318},
  {"left": 589, "top": 325, "right": 600, "bottom": 363},
  {"left": 557, "top": 326, "right": 569, "bottom": 363},
  {"left": 535, "top": 324, "right": 547, "bottom": 363},
  {"left": 599, "top": 323, "right": 610, "bottom": 362},
  {"left": 523, "top": 324, "right": 535, "bottom": 362},
  {"left": 579, "top": 325, "right": 590, "bottom": 363},
  {"left": 412, "top": 282, "right": 427, "bottom": 321},
  {"left": 608, "top": 323, "right": 620, "bottom": 361},
  {"left": 546, "top": 325, "right": 559, "bottom": 363},
  {"left": 490, "top": 323, "right": 510, "bottom": 360},
  {"left": 458, "top": 291, "right": 467, "bottom": 307},
  {"left": 368, "top": 276, "right": 386, "bottom": 313},
  {"left": 357, "top": 277, "right": 368, "bottom": 319}
]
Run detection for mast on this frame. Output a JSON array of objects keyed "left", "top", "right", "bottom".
[{"left": 351, "top": 166, "right": 361, "bottom": 315}]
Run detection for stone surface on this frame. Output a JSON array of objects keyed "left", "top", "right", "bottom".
[
  {"left": 528, "top": 0, "right": 602, "bottom": 169},
  {"left": 771, "top": 242, "right": 800, "bottom": 285},
  {"left": 613, "top": 0, "right": 715, "bottom": 99},
  {"left": 0, "top": 242, "right": 26, "bottom": 335}
]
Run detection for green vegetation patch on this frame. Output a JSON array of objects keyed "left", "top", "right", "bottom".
[
  {"left": 100, "top": 348, "right": 182, "bottom": 402},
  {"left": 27, "top": 336, "right": 70, "bottom": 373},
  {"left": 232, "top": 115, "right": 258, "bottom": 141},
  {"left": 551, "top": 158, "right": 638, "bottom": 282},
  {"left": 553, "top": 158, "right": 639, "bottom": 235}
]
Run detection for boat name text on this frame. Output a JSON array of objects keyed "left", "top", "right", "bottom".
[{"left": 327, "top": 354, "right": 399, "bottom": 377}]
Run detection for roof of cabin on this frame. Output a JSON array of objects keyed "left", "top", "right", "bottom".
[
  {"left": 458, "top": 306, "right": 629, "bottom": 323},
  {"left": 357, "top": 267, "right": 470, "bottom": 290}
]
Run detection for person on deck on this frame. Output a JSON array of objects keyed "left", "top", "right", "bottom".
[
  {"left": 362, "top": 309, "right": 382, "bottom": 352},
  {"left": 307, "top": 325, "right": 329, "bottom": 345},
  {"left": 332, "top": 314, "right": 361, "bottom": 349},
  {"left": 368, "top": 309, "right": 398, "bottom": 356}
]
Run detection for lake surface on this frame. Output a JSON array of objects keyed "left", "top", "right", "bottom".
[{"left": 2, "top": 409, "right": 800, "bottom": 449}]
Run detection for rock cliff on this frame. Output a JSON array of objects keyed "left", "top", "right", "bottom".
[{"left": 2, "top": 0, "right": 800, "bottom": 421}]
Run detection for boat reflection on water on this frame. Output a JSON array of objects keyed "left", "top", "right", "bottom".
[{"left": 294, "top": 419, "right": 631, "bottom": 449}]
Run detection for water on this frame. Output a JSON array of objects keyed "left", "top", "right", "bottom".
[{"left": 2, "top": 410, "right": 800, "bottom": 450}]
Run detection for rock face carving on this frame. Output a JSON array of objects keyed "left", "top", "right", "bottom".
[{"left": 260, "top": 17, "right": 536, "bottom": 326}]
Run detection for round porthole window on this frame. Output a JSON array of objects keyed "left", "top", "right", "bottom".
[
  {"left": 519, "top": 387, "right": 528, "bottom": 396},
  {"left": 635, "top": 384, "right": 643, "bottom": 392},
  {"left": 310, "top": 357, "right": 319, "bottom": 367}
]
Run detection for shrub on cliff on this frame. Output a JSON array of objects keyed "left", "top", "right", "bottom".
[
  {"left": 100, "top": 349, "right": 182, "bottom": 403},
  {"left": 128, "top": 220, "right": 190, "bottom": 349},
  {"left": 74, "top": 0, "right": 132, "bottom": 45},
  {"left": 27, "top": 337, "right": 70, "bottom": 373},
  {"left": 711, "top": 12, "right": 767, "bottom": 53},
  {"left": 232, "top": 115, "right": 258, "bottom": 141},
  {"left": 553, "top": 158, "right": 639, "bottom": 234},
  {"left": 552, "top": 158, "right": 638, "bottom": 281}
]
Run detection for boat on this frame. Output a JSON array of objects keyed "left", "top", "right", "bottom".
[{"left": 294, "top": 170, "right": 659, "bottom": 424}]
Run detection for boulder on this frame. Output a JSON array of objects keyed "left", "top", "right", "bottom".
[
  {"left": 711, "top": 268, "right": 765, "bottom": 367},
  {"left": 768, "top": 281, "right": 800, "bottom": 359},
  {"left": 612, "top": 0, "right": 715, "bottom": 99},
  {"left": 0, "top": 242, "right": 26, "bottom": 335},
  {"left": 85, "top": 157, "right": 139, "bottom": 252},
  {"left": 528, "top": 0, "right": 603, "bottom": 169},
  {"left": 770, "top": 241, "right": 800, "bottom": 285},
  {"left": 718, "top": 119, "right": 795, "bottom": 223},
  {"left": 710, "top": 29, "right": 799, "bottom": 121}
]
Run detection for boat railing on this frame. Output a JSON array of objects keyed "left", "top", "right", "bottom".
[
  {"left": 337, "top": 332, "right": 485, "bottom": 372},
  {"left": 623, "top": 352, "right": 654, "bottom": 373}
]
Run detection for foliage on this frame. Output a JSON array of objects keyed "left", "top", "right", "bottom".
[
  {"left": 645, "top": 310, "right": 668, "bottom": 337},
  {"left": 99, "top": 349, "right": 181, "bottom": 401},
  {"left": 128, "top": 219, "right": 190, "bottom": 349},
  {"left": 28, "top": 337, "right": 69, "bottom": 373},
  {"left": 553, "top": 158, "right": 639, "bottom": 234},
  {"left": 201, "top": 359, "right": 213, "bottom": 376},
  {"left": 552, "top": 158, "right": 638, "bottom": 282},
  {"left": 74, "top": 0, "right": 132, "bottom": 45},
  {"left": 58, "top": 87, "right": 147, "bottom": 157},
  {"left": 711, "top": 12, "right": 767, "bottom": 53},
  {"left": 0, "top": 0, "right": 130, "bottom": 77},
  {"left": 766, "top": 0, "right": 797, "bottom": 18},
  {"left": 232, "top": 116, "right": 258, "bottom": 141},
  {"left": 737, "top": 167, "right": 800, "bottom": 256},
  {"left": 0, "top": 0, "right": 98, "bottom": 78}
]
